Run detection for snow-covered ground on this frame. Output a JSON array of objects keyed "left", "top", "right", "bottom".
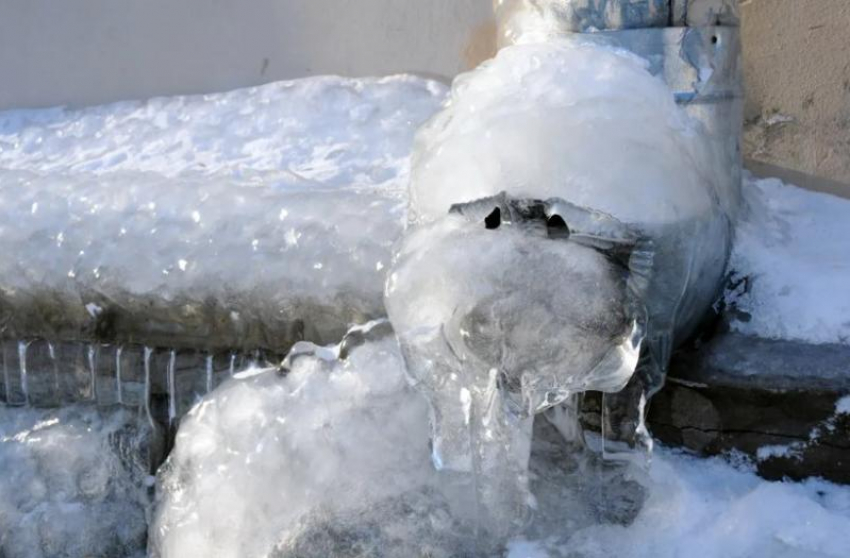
[
  {"left": 510, "top": 446, "right": 850, "bottom": 558},
  {"left": 728, "top": 175, "right": 850, "bottom": 345}
]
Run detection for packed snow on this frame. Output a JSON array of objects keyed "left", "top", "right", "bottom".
[
  {"left": 0, "top": 405, "right": 152, "bottom": 558},
  {"left": 0, "top": 76, "right": 446, "bottom": 182},
  {"left": 408, "top": 40, "right": 725, "bottom": 226},
  {"left": 153, "top": 332, "right": 850, "bottom": 558},
  {"left": 0, "top": 76, "right": 447, "bottom": 348},
  {"left": 728, "top": 175, "right": 850, "bottom": 345}
]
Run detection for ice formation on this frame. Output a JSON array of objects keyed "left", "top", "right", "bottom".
[
  {"left": 727, "top": 175, "right": 850, "bottom": 345},
  {"left": 150, "top": 324, "right": 477, "bottom": 558},
  {"left": 152, "top": 330, "right": 850, "bottom": 558},
  {"left": 0, "top": 405, "right": 152, "bottom": 558},
  {"left": 388, "top": 38, "right": 733, "bottom": 539},
  {"left": 0, "top": 76, "right": 447, "bottom": 354}
]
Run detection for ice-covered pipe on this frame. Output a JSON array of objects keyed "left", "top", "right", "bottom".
[
  {"left": 488, "top": 2, "right": 742, "bottom": 451},
  {"left": 495, "top": 0, "right": 743, "bottom": 215}
]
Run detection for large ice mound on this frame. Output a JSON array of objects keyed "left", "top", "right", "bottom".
[
  {"left": 408, "top": 40, "right": 722, "bottom": 226},
  {"left": 388, "top": 38, "right": 733, "bottom": 541},
  {"left": 152, "top": 328, "right": 850, "bottom": 558},
  {"left": 150, "top": 324, "right": 468, "bottom": 558}
]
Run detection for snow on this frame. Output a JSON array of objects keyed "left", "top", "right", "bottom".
[
  {"left": 0, "top": 76, "right": 445, "bottom": 182},
  {"left": 0, "top": 45, "right": 847, "bottom": 558},
  {"left": 0, "top": 405, "right": 152, "bottom": 558},
  {"left": 513, "top": 449, "right": 850, "bottom": 558},
  {"left": 408, "top": 39, "right": 725, "bottom": 226},
  {"left": 728, "top": 175, "right": 850, "bottom": 345},
  {"left": 0, "top": 76, "right": 447, "bottom": 348}
]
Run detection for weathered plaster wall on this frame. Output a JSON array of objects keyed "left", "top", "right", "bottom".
[
  {"left": 0, "top": 0, "right": 494, "bottom": 111},
  {"left": 741, "top": 0, "right": 850, "bottom": 188}
]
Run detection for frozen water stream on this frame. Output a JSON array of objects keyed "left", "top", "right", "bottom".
[{"left": 150, "top": 330, "right": 850, "bottom": 558}]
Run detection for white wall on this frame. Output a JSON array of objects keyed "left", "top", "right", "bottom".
[{"left": 0, "top": 0, "right": 494, "bottom": 110}]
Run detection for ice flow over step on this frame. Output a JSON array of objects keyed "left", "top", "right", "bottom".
[{"left": 0, "top": 75, "right": 447, "bottom": 410}]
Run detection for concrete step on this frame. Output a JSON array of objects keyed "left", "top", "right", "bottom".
[{"left": 649, "top": 332, "right": 850, "bottom": 483}]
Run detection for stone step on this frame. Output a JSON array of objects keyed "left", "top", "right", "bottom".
[{"left": 649, "top": 332, "right": 850, "bottom": 483}]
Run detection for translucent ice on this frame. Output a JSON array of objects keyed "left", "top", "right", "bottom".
[
  {"left": 390, "top": 38, "right": 732, "bottom": 538},
  {"left": 150, "top": 324, "right": 489, "bottom": 557},
  {"left": 408, "top": 40, "right": 721, "bottom": 228},
  {"left": 152, "top": 326, "right": 645, "bottom": 557},
  {"left": 0, "top": 405, "right": 152, "bottom": 558}
]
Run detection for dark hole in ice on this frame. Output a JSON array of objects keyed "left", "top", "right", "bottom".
[
  {"left": 484, "top": 207, "right": 501, "bottom": 229},
  {"left": 546, "top": 214, "right": 570, "bottom": 239}
]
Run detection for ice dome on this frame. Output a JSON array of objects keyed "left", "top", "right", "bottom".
[{"left": 408, "top": 39, "right": 720, "bottom": 227}]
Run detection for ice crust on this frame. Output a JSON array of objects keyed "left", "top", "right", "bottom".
[
  {"left": 153, "top": 333, "right": 850, "bottom": 558},
  {"left": 408, "top": 40, "right": 721, "bottom": 227},
  {"left": 728, "top": 175, "right": 850, "bottom": 345},
  {"left": 0, "top": 405, "right": 152, "bottom": 557},
  {"left": 0, "top": 76, "right": 447, "bottom": 350}
]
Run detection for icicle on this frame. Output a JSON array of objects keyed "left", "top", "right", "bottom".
[
  {"left": 601, "top": 392, "right": 610, "bottom": 461},
  {"left": 115, "top": 346, "right": 124, "bottom": 405},
  {"left": 47, "top": 342, "right": 60, "bottom": 401},
  {"left": 167, "top": 350, "right": 177, "bottom": 424},
  {"left": 229, "top": 353, "right": 236, "bottom": 376},
  {"left": 1, "top": 343, "right": 9, "bottom": 403},
  {"left": 18, "top": 340, "right": 29, "bottom": 406},
  {"left": 205, "top": 354, "right": 214, "bottom": 394},
  {"left": 87, "top": 344, "right": 99, "bottom": 402},
  {"left": 635, "top": 392, "right": 653, "bottom": 460},
  {"left": 143, "top": 347, "right": 153, "bottom": 423},
  {"left": 166, "top": 350, "right": 177, "bottom": 424}
]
